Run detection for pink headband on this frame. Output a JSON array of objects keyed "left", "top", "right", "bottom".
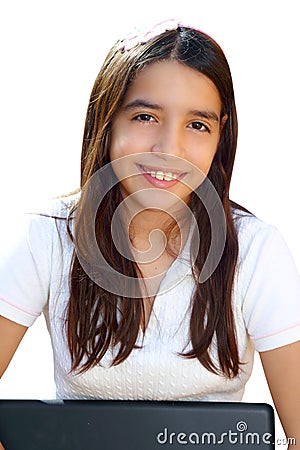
[{"left": 117, "top": 18, "right": 197, "bottom": 52}]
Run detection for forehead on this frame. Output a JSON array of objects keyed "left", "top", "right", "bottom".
[{"left": 122, "top": 60, "right": 222, "bottom": 113}]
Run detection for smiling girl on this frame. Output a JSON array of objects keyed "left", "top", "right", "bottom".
[{"left": 0, "top": 19, "right": 299, "bottom": 445}]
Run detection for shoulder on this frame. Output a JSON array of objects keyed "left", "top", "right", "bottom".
[
  {"left": 1, "top": 192, "right": 81, "bottom": 259},
  {"left": 26, "top": 191, "right": 80, "bottom": 219},
  {"left": 232, "top": 208, "right": 282, "bottom": 265},
  {"left": 21, "top": 191, "right": 80, "bottom": 237},
  {"left": 231, "top": 206, "right": 300, "bottom": 305},
  {"left": 232, "top": 207, "right": 275, "bottom": 238},
  {"left": 231, "top": 207, "right": 300, "bottom": 297}
]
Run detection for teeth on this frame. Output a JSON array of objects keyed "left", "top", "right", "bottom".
[
  {"left": 144, "top": 167, "right": 179, "bottom": 181},
  {"left": 155, "top": 171, "right": 164, "bottom": 181}
]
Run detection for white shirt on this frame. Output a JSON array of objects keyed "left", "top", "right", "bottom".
[{"left": 0, "top": 195, "right": 300, "bottom": 400}]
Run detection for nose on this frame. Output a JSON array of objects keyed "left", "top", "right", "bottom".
[{"left": 150, "top": 123, "right": 184, "bottom": 158}]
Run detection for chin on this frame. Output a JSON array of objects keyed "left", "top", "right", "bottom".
[{"left": 123, "top": 189, "right": 188, "bottom": 216}]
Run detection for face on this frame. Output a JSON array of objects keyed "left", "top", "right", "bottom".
[{"left": 110, "top": 60, "right": 225, "bottom": 213}]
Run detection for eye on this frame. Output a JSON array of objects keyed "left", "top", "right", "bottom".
[
  {"left": 188, "top": 121, "right": 210, "bottom": 133},
  {"left": 132, "top": 113, "right": 155, "bottom": 123}
]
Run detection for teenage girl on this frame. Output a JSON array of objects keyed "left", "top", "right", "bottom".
[{"left": 0, "top": 20, "right": 299, "bottom": 446}]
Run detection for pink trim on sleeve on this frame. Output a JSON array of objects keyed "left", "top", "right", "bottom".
[
  {"left": 0, "top": 296, "right": 40, "bottom": 318},
  {"left": 251, "top": 322, "right": 300, "bottom": 341}
]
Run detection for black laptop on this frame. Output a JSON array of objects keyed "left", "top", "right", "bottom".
[{"left": 0, "top": 400, "right": 275, "bottom": 449}]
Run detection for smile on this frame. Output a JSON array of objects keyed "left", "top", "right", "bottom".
[{"left": 136, "top": 164, "right": 187, "bottom": 187}]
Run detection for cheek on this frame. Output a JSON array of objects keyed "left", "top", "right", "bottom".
[
  {"left": 110, "top": 134, "right": 126, "bottom": 161},
  {"left": 110, "top": 122, "right": 128, "bottom": 160},
  {"left": 110, "top": 133, "right": 143, "bottom": 161},
  {"left": 188, "top": 141, "right": 219, "bottom": 175}
]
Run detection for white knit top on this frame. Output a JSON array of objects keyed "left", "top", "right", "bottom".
[{"left": 0, "top": 195, "right": 300, "bottom": 401}]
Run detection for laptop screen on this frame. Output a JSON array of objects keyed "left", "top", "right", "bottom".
[{"left": 0, "top": 400, "right": 275, "bottom": 449}]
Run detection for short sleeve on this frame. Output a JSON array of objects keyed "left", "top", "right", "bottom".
[
  {"left": 0, "top": 212, "right": 54, "bottom": 327},
  {"left": 238, "top": 220, "right": 300, "bottom": 352}
]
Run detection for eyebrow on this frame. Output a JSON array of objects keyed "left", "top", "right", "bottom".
[
  {"left": 123, "top": 99, "right": 220, "bottom": 122},
  {"left": 123, "top": 99, "right": 162, "bottom": 111},
  {"left": 189, "top": 110, "right": 220, "bottom": 123}
]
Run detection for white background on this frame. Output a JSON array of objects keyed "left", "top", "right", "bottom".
[{"left": 0, "top": 0, "right": 299, "bottom": 447}]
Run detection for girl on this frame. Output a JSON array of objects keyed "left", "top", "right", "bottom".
[{"left": 0, "top": 19, "right": 299, "bottom": 445}]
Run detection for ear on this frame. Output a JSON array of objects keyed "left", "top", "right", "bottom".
[{"left": 220, "top": 114, "right": 228, "bottom": 132}]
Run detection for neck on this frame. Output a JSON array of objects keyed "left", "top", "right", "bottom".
[
  {"left": 130, "top": 208, "right": 190, "bottom": 260},
  {"left": 114, "top": 192, "right": 191, "bottom": 262}
]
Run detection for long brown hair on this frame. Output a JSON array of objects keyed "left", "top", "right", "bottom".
[{"left": 66, "top": 26, "right": 249, "bottom": 377}]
